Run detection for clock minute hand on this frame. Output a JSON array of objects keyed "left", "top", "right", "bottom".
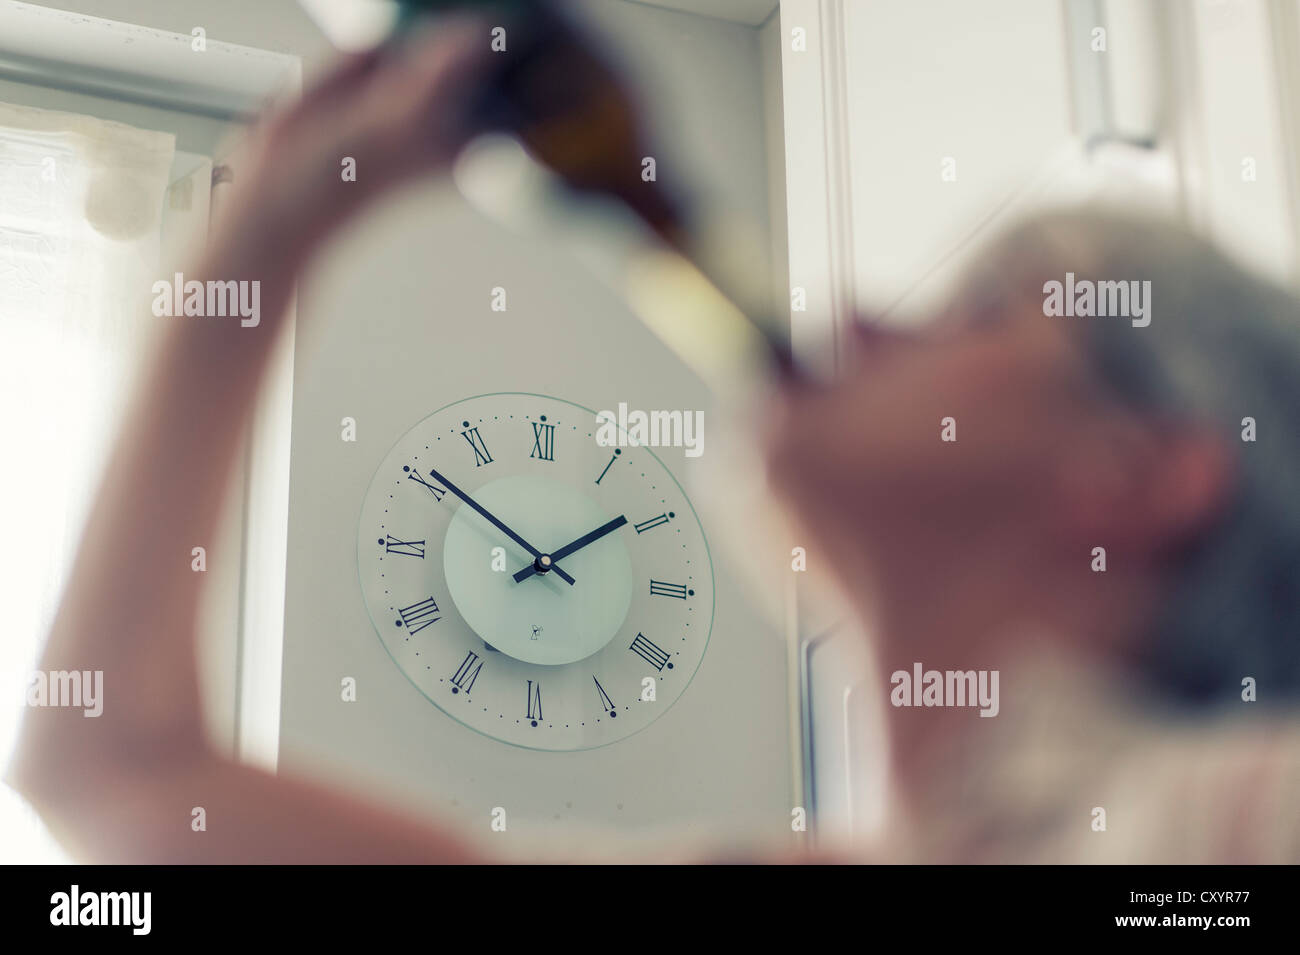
[
  {"left": 512, "top": 515, "right": 628, "bottom": 583},
  {"left": 425, "top": 465, "right": 577, "bottom": 586}
]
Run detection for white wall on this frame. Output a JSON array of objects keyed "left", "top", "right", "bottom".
[
  {"left": 841, "top": 0, "right": 1075, "bottom": 321},
  {"left": 1180, "top": 0, "right": 1298, "bottom": 283}
]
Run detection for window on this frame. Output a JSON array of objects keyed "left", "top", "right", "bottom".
[{"left": 0, "top": 100, "right": 180, "bottom": 862}]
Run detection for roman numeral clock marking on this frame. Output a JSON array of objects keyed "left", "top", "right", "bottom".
[
  {"left": 450, "top": 651, "right": 483, "bottom": 694},
  {"left": 593, "top": 676, "right": 617, "bottom": 717},
  {"left": 649, "top": 579, "right": 692, "bottom": 599},
  {"left": 526, "top": 679, "right": 543, "bottom": 727},
  {"left": 403, "top": 465, "right": 445, "bottom": 500},
  {"left": 594, "top": 448, "right": 621, "bottom": 484},
  {"left": 634, "top": 512, "right": 674, "bottom": 534},
  {"left": 530, "top": 418, "right": 555, "bottom": 461},
  {"left": 381, "top": 534, "right": 425, "bottom": 558},
  {"left": 460, "top": 423, "right": 493, "bottom": 467},
  {"left": 395, "top": 596, "right": 441, "bottom": 634},
  {"left": 630, "top": 632, "right": 673, "bottom": 671}
]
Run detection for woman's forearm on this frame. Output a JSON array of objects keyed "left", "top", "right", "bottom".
[{"left": 10, "top": 226, "right": 486, "bottom": 864}]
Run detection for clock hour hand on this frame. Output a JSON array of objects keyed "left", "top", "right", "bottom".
[
  {"left": 425, "top": 465, "right": 577, "bottom": 586},
  {"left": 512, "top": 515, "right": 628, "bottom": 583}
]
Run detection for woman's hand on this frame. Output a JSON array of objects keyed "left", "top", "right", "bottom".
[{"left": 218, "top": 16, "right": 493, "bottom": 268}]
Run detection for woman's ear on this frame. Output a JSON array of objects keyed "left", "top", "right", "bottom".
[
  {"left": 1052, "top": 414, "right": 1234, "bottom": 560},
  {"left": 1141, "top": 423, "right": 1235, "bottom": 553}
]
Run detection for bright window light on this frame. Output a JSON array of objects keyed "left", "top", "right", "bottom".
[{"left": 0, "top": 100, "right": 175, "bottom": 863}]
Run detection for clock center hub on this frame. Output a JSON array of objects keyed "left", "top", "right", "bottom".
[{"left": 442, "top": 474, "right": 634, "bottom": 666}]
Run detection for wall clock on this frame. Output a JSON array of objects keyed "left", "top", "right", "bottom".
[{"left": 357, "top": 392, "right": 715, "bottom": 751}]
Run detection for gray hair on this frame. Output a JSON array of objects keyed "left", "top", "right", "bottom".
[{"left": 958, "top": 209, "right": 1300, "bottom": 710}]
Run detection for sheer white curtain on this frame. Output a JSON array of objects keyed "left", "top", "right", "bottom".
[{"left": 0, "top": 100, "right": 175, "bottom": 862}]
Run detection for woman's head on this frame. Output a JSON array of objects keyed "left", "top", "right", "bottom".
[{"left": 765, "top": 209, "right": 1300, "bottom": 709}]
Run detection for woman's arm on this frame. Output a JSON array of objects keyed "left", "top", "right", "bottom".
[{"left": 6, "top": 21, "right": 494, "bottom": 863}]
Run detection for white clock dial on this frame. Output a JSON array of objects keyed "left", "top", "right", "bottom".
[{"left": 357, "top": 392, "right": 715, "bottom": 751}]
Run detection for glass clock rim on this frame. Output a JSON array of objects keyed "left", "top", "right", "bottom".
[{"left": 354, "top": 389, "right": 717, "bottom": 753}]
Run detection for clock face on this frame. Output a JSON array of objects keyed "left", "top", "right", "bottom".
[{"left": 357, "top": 392, "right": 715, "bottom": 751}]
